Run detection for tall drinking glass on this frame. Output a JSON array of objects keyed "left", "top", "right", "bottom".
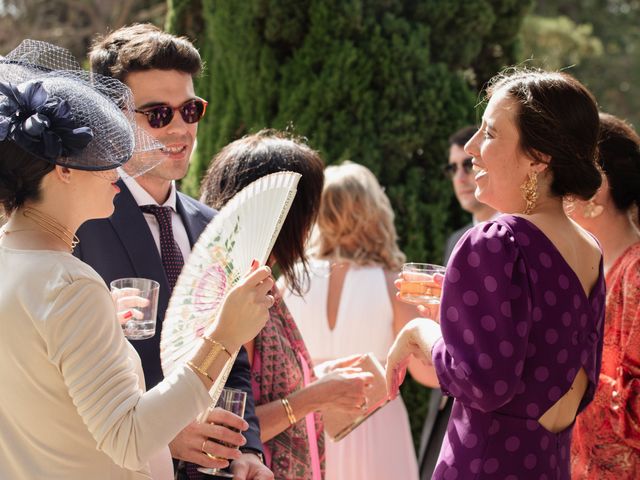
[
  {"left": 398, "top": 262, "right": 446, "bottom": 305},
  {"left": 110, "top": 277, "right": 159, "bottom": 340},
  {"left": 197, "top": 388, "right": 247, "bottom": 477}
]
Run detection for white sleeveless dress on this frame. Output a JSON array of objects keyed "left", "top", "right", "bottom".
[{"left": 281, "top": 259, "right": 419, "bottom": 480}]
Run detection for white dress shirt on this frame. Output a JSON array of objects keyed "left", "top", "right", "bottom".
[{"left": 123, "top": 176, "right": 191, "bottom": 261}]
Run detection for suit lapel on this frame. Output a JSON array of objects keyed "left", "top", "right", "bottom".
[
  {"left": 109, "top": 180, "right": 171, "bottom": 294},
  {"left": 176, "top": 192, "right": 207, "bottom": 247}
]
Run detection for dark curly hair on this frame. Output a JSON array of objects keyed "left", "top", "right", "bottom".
[{"left": 89, "top": 23, "right": 202, "bottom": 81}]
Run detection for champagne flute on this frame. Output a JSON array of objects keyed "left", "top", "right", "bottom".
[
  {"left": 197, "top": 388, "right": 247, "bottom": 477},
  {"left": 398, "top": 262, "right": 446, "bottom": 305}
]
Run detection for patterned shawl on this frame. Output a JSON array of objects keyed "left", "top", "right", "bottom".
[{"left": 251, "top": 287, "right": 325, "bottom": 480}]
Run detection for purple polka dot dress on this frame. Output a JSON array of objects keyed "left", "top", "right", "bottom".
[{"left": 431, "top": 215, "right": 606, "bottom": 479}]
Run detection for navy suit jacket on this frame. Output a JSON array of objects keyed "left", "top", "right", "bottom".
[{"left": 75, "top": 180, "right": 262, "bottom": 453}]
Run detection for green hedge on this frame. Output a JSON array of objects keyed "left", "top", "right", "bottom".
[{"left": 167, "top": 0, "right": 530, "bottom": 449}]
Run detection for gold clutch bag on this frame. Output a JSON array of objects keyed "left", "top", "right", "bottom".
[{"left": 322, "top": 352, "right": 390, "bottom": 442}]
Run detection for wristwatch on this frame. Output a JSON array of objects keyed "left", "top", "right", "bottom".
[{"left": 239, "top": 448, "right": 265, "bottom": 464}]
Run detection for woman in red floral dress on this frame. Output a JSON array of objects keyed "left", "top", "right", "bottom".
[{"left": 570, "top": 113, "right": 640, "bottom": 478}]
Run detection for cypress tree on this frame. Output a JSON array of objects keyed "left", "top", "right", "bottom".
[{"left": 167, "top": 0, "right": 530, "bottom": 444}]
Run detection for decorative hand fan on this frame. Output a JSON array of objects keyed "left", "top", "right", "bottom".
[{"left": 160, "top": 171, "right": 301, "bottom": 403}]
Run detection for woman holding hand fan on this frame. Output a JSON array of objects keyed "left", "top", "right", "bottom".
[{"left": 200, "top": 130, "right": 373, "bottom": 480}]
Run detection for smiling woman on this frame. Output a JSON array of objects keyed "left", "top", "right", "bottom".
[
  {"left": 387, "top": 68, "right": 606, "bottom": 480},
  {"left": 465, "top": 71, "right": 602, "bottom": 216}
]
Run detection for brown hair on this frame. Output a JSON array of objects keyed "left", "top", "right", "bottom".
[
  {"left": 448, "top": 125, "right": 477, "bottom": 148},
  {"left": 597, "top": 113, "right": 640, "bottom": 223},
  {"left": 0, "top": 141, "right": 55, "bottom": 214},
  {"left": 311, "top": 162, "right": 406, "bottom": 270},
  {"left": 201, "top": 130, "right": 324, "bottom": 295},
  {"left": 89, "top": 23, "right": 202, "bottom": 82},
  {"left": 487, "top": 69, "right": 602, "bottom": 200}
]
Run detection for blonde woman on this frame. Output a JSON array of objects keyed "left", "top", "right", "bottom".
[{"left": 282, "top": 162, "right": 436, "bottom": 480}]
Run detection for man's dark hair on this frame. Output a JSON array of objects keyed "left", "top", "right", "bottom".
[
  {"left": 89, "top": 23, "right": 202, "bottom": 81},
  {"left": 448, "top": 126, "right": 477, "bottom": 148}
]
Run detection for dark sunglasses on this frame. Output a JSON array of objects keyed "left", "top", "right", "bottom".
[
  {"left": 135, "top": 98, "right": 208, "bottom": 129},
  {"left": 443, "top": 157, "right": 473, "bottom": 178}
]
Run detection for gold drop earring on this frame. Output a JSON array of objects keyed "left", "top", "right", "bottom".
[{"left": 520, "top": 171, "right": 538, "bottom": 215}]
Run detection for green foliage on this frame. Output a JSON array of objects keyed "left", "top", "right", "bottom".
[
  {"left": 521, "top": 15, "right": 603, "bottom": 70},
  {"left": 168, "top": 0, "right": 530, "bottom": 448},
  {"left": 523, "top": 0, "right": 640, "bottom": 128}
]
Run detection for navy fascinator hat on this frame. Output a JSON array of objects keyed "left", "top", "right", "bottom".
[{"left": 0, "top": 40, "right": 163, "bottom": 176}]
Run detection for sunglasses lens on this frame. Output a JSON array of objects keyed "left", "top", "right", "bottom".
[
  {"left": 146, "top": 106, "right": 173, "bottom": 128},
  {"left": 139, "top": 99, "right": 206, "bottom": 128},
  {"left": 180, "top": 100, "right": 206, "bottom": 124},
  {"left": 443, "top": 163, "right": 456, "bottom": 177},
  {"left": 445, "top": 158, "right": 474, "bottom": 178}
]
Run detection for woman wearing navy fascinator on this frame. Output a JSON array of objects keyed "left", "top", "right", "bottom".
[{"left": 0, "top": 40, "right": 274, "bottom": 479}]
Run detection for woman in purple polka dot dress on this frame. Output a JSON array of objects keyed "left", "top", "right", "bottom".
[{"left": 387, "top": 69, "right": 607, "bottom": 479}]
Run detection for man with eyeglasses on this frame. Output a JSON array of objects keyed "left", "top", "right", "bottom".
[
  {"left": 417, "top": 125, "right": 497, "bottom": 480},
  {"left": 75, "top": 24, "right": 272, "bottom": 480}
]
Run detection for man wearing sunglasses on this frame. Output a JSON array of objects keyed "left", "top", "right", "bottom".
[
  {"left": 75, "top": 24, "right": 272, "bottom": 480},
  {"left": 417, "top": 125, "right": 497, "bottom": 480},
  {"left": 441, "top": 125, "right": 498, "bottom": 262}
]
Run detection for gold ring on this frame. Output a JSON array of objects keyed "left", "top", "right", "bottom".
[{"left": 202, "top": 439, "right": 225, "bottom": 461}]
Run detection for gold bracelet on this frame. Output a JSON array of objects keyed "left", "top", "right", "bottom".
[
  {"left": 188, "top": 338, "right": 232, "bottom": 382},
  {"left": 202, "top": 336, "right": 232, "bottom": 359},
  {"left": 187, "top": 361, "right": 214, "bottom": 382},
  {"left": 281, "top": 397, "right": 297, "bottom": 425}
]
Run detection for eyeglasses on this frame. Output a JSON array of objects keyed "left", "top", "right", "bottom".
[
  {"left": 443, "top": 157, "right": 473, "bottom": 178},
  {"left": 135, "top": 98, "right": 208, "bottom": 129}
]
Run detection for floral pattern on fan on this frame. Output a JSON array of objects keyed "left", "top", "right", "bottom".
[
  {"left": 192, "top": 264, "right": 226, "bottom": 338},
  {"left": 191, "top": 218, "right": 240, "bottom": 337},
  {"left": 161, "top": 171, "right": 301, "bottom": 399}
]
